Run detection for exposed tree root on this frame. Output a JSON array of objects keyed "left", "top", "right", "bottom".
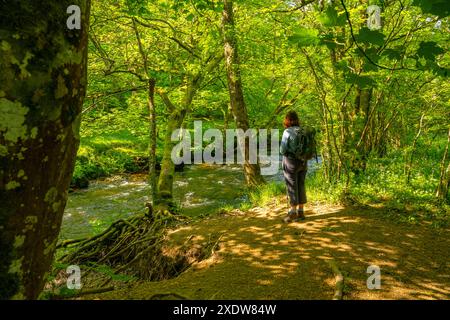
[
  {"left": 73, "top": 286, "right": 115, "bottom": 297},
  {"left": 148, "top": 293, "right": 189, "bottom": 300},
  {"left": 57, "top": 211, "right": 192, "bottom": 281},
  {"left": 326, "top": 259, "right": 344, "bottom": 300},
  {"left": 56, "top": 207, "right": 222, "bottom": 296}
]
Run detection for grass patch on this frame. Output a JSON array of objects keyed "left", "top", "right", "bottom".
[
  {"left": 72, "top": 129, "right": 155, "bottom": 187},
  {"left": 234, "top": 182, "right": 286, "bottom": 211},
  {"left": 305, "top": 152, "right": 450, "bottom": 228}
]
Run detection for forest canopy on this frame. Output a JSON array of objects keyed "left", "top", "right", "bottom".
[{"left": 82, "top": 0, "right": 449, "bottom": 202}]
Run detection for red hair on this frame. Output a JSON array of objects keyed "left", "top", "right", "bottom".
[{"left": 283, "top": 111, "right": 300, "bottom": 128}]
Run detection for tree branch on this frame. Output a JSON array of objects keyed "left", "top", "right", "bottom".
[
  {"left": 340, "top": 0, "right": 417, "bottom": 72},
  {"left": 157, "top": 90, "right": 177, "bottom": 113}
]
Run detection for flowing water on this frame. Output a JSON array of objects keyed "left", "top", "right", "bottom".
[{"left": 61, "top": 159, "right": 321, "bottom": 240}]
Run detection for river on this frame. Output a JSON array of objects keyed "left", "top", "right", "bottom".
[{"left": 61, "top": 159, "right": 321, "bottom": 240}]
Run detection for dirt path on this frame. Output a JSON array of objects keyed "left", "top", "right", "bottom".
[{"left": 88, "top": 202, "right": 450, "bottom": 300}]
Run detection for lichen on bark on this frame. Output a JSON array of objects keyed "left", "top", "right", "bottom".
[
  {"left": 0, "top": 99, "right": 29, "bottom": 143},
  {"left": 0, "top": 1, "right": 91, "bottom": 299}
]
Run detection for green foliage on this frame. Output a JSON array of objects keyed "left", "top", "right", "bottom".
[
  {"left": 319, "top": 6, "right": 346, "bottom": 27},
  {"left": 416, "top": 41, "right": 445, "bottom": 61},
  {"left": 307, "top": 148, "right": 450, "bottom": 228},
  {"left": 72, "top": 127, "right": 153, "bottom": 187},
  {"left": 382, "top": 48, "right": 402, "bottom": 61},
  {"left": 233, "top": 182, "right": 286, "bottom": 212},
  {"left": 356, "top": 27, "right": 385, "bottom": 47},
  {"left": 412, "top": 0, "right": 450, "bottom": 18},
  {"left": 248, "top": 182, "right": 286, "bottom": 207},
  {"left": 344, "top": 73, "right": 377, "bottom": 89},
  {"left": 76, "top": 0, "right": 449, "bottom": 227},
  {"left": 288, "top": 28, "right": 320, "bottom": 47}
]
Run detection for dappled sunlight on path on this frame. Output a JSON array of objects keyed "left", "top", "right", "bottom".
[{"left": 88, "top": 202, "right": 450, "bottom": 300}]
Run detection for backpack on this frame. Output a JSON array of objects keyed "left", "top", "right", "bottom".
[{"left": 288, "top": 126, "right": 317, "bottom": 161}]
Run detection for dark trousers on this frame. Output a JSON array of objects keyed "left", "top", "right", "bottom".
[{"left": 282, "top": 156, "right": 307, "bottom": 206}]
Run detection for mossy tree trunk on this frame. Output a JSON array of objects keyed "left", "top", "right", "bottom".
[
  {"left": 147, "top": 79, "right": 158, "bottom": 202},
  {"left": 353, "top": 88, "right": 373, "bottom": 174},
  {"left": 155, "top": 54, "right": 222, "bottom": 212},
  {"left": 155, "top": 78, "right": 199, "bottom": 212},
  {"left": 131, "top": 18, "right": 158, "bottom": 203},
  {"left": 155, "top": 106, "right": 187, "bottom": 213},
  {"left": 221, "top": 0, "right": 264, "bottom": 186},
  {"left": 0, "top": 1, "right": 91, "bottom": 299}
]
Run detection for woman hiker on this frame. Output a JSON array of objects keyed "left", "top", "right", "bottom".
[{"left": 280, "top": 111, "right": 307, "bottom": 223}]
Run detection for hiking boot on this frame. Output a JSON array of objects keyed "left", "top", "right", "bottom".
[
  {"left": 295, "top": 209, "right": 306, "bottom": 221},
  {"left": 283, "top": 210, "right": 298, "bottom": 223}
]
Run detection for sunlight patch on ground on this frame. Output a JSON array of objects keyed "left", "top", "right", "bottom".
[{"left": 83, "top": 201, "right": 450, "bottom": 300}]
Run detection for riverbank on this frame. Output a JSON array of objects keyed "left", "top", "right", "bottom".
[
  {"left": 70, "top": 125, "right": 450, "bottom": 230},
  {"left": 63, "top": 163, "right": 450, "bottom": 243}
]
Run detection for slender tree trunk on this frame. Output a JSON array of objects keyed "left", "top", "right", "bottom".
[
  {"left": 321, "top": 103, "right": 335, "bottom": 181},
  {"left": 155, "top": 77, "right": 200, "bottom": 212},
  {"left": 148, "top": 79, "right": 157, "bottom": 202},
  {"left": 221, "top": 0, "right": 264, "bottom": 186},
  {"left": 0, "top": 1, "right": 91, "bottom": 299},
  {"left": 153, "top": 53, "right": 221, "bottom": 211},
  {"left": 155, "top": 108, "right": 187, "bottom": 212},
  {"left": 131, "top": 18, "right": 158, "bottom": 204},
  {"left": 405, "top": 113, "right": 426, "bottom": 184},
  {"left": 436, "top": 127, "right": 450, "bottom": 200},
  {"left": 353, "top": 88, "right": 373, "bottom": 173}
]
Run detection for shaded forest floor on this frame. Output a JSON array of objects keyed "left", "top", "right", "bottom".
[{"left": 81, "top": 201, "right": 450, "bottom": 300}]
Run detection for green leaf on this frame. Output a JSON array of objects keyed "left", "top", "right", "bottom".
[
  {"left": 335, "top": 60, "right": 350, "bottom": 71},
  {"left": 416, "top": 41, "right": 445, "bottom": 61},
  {"left": 318, "top": 6, "right": 346, "bottom": 27},
  {"left": 345, "top": 73, "right": 377, "bottom": 89},
  {"left": 124, "top": 0, "right": 150, "bottom": 16},
  {"left": 355, "top": 47, "right": 381, "bottom": 71},
  {"left": 382, "top": 48, "right": 402, "bottom": 61},
  {"left": 436, "top": 67, "right": 450, "bottom": 77},
  {"left": 412, "top": 0, "right": 450, "bottom": 18},
  {"left": 363, "top": 60, "right": 378, "bottom": 72},
  {"left": 418, "top": 60, "right": 450, "bottom": 77},
  {"left": 356, "top": 27, "right": 385, "bottom": 47},
  {"left": 288, "top": 28, "right": 320, "bottom": 47}
]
